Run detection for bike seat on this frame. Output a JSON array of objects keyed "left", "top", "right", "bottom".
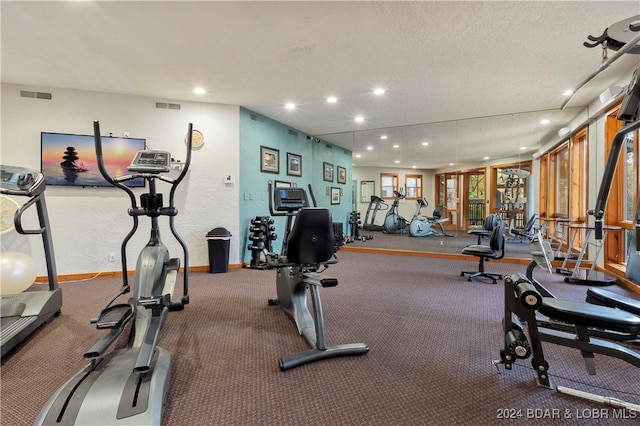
[
  {"left": 586, "top": 287, "right": 640, "bottom": 317},
  {"left": 539, "top": 298, "right": 640, "bottom": 334}
]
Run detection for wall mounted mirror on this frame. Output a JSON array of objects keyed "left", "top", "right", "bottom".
[{"left": 319, "top": 108, "right": 584, "bottom": 259}]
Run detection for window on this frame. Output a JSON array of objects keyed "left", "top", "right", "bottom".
[
  {"left": 539, "top": 155, "right": 548, "bottom": 218},
  {"left": 604, "top": 106, "right": 639, "bottom": 272},
  {"left": 380, "top": 173, "right": 398, "bottom": 199},
  {"left": 404, "top": 174, "right": 422, "bottom": 199},
  {"left": 545, "top": 128, "right": 590, "bottom": 251},
  {"left": 555, "top": 146, "right": 570, "bottom": 216},
  {"left": 545, "top": 143, "right": 569, "bottom": 219},
  {"left": 622, "top": 130, "right": 637, "bottom": 265},
  {"left": 465, "top": 172, "right": 485, "bottom": 227},
  {"left": 623, "top": 132, "right": 636, "bottom": 223},
  {"left": 570, "top": 129, "right": 588, "bottom": 223}
]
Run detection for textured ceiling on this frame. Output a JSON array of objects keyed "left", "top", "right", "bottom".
[{"left": 2, "top": 1, "right": 640, "bottom": 169}]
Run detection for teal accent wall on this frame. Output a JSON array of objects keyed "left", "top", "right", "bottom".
[{"left": 239, "top": 107, "right": 352, "bottom": 261}]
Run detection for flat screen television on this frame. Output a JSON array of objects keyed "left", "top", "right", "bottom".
[{"left": 41, "top": 132, "right": 146, "bottom": 187}]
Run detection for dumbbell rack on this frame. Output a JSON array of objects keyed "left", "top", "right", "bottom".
[{"left": 246, "top": 216, "right": 277, "bottom": 269}]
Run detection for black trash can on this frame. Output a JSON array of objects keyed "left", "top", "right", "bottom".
[{"left": 206, "top": 227, "right": 232, "bottom": 273}]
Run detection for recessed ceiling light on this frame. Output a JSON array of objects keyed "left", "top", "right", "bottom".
[
  {"left": 449, "top": 163, "right": 454, "bottom": 166},
  {"left": 374, "top": 88, "right": 385, "bottom": 95},
  {"left": 285, "top": 103, "right": 295, "bottom": 110},
  {"left": 355, "top": 154, "right": 362, "bottom": 158},
  {"left": 421, "top": 142, "right": 429, "bottom": 146},
  {"left": 380, "top": 135, "right": 388, "bottom": 140},
  {"left": 520, "top": 146, "right": 527, "bottom": 150},
  {"left": 563, "top": 90, "right": 573, "bottom": 96},
  {"left": 355, "top": 116, "right": 364, "bottom": 122},
  {"left": 193, "top": 87, "right": 206, "bottom": 95},
  {"left": 483, "top": 156, "right": 490, "bottom": 160},
  {"left": 393, "top": 144, "right": 400, "bottom": 148},
  {"left": 326, "top": 96, "right": 337, "bottom": 103},
  {"left": 366, "top": 146, "right": 373, "bottom": 150},
  {"left": 412, "top": 165, "right": 417, "bottom": 169},
  {"left": 395, "top": 160, "right": 400, "bottom": 164},
  {"left": 540, "top": 119, "right": 550, "bottom": 125}
]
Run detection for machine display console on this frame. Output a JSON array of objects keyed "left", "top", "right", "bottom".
[
  {"left": 127, "top": 150, "right": 171, "bottom": 174},
  {"left": 273, "top": 187, "right": 309, "bottom": 211},
  {"left": 0, "top": 165, "right": 46, "bottom": 196}
]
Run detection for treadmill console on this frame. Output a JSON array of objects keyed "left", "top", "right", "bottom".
[
  {"left": 273, "top": 187, "right": 309, "bottom": 212},
  {"left": 0, "top": 165, "right": 46, "bottom": 197},
  {"left": 127, "top": 150, "right": 171, "bottom": 174}
]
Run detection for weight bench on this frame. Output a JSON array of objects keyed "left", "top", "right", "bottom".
[
  {"left": 501, "top": 274, "right": 640, "bottom": 389},
  {"left": 586, "top": 287, "right": 640, "bottom": 317}
]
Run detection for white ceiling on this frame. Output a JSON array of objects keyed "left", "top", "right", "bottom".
[{"left": 2, "top": 1, "right": 640, "bottom": 169}]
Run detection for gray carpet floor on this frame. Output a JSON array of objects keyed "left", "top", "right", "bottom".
[{"left": 1, "top": 251, "right": 639, "bottom": 425}]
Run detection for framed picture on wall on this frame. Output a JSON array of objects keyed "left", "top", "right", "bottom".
[
  {"left": 331, "top": 187, "right": 340, "bottom": 205},
  {"left": 274, "top": 180, "right": 291, "bottom": 188},
  {"left": 287, "top": 152, "right": 302, "bottom": 177},
  {"left": 337, "top": 166, "right": 346, "bottom": 184},
  {"left": 260, "top": 146, "right": 279, "bottom": 174},
  {"left": 323, "top": 162, "right": 334, "bottom": 182}
]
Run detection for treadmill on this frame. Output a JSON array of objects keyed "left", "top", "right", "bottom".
[
  {"left": 362, "top": 195, "right": 387, "bottom": 231},
  {"left": 1, "top": 165, "right": 61, "bottom": 357}
]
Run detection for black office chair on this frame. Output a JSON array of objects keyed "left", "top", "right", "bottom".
[
  {"left": 461, "top": 221, "right": 506, "bottom": 284},
  {"left": 467, "top": 213, "right": 500, "bottom": 244}
]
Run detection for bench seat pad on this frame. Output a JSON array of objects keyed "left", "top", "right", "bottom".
[
  {"left": 586, "top": 287, "right": 640, "bottom": 317},
  {"left": 540, "top": 298, "right": 640, "bottom": 334}
]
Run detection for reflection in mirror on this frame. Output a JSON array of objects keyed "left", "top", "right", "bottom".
[{"left": 319, "top": 109, "right": 582, "bottom": 258}]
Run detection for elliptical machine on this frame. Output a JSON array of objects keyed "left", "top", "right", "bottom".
[
  {"left": 383, "top": 190, "right": 408, "bottom": 234},
  {"left": 264, "top": 182, "right": 369, "bottom": 371},
  {"left": 408, "top": 198, "right": 451, "bottom": 237},
  {"left": 34, "top": 121, "right": 192, "bottom": 425}
]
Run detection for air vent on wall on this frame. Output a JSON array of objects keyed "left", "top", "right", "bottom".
[
  {"left": 155, "top": 102, "right": 181, "bottom": 110},
  {"left": 19, "top": 90, "right": 52, "bottom": 100},
  {"left": 250, "top": 114, "right": 262, "bottom": 121},
  {"left": 288, "top": 129, "right": 298, "bottom": 136}
]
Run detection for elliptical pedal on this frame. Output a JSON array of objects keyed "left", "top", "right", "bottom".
[
  {"left": 162, "top": 257, "right": 180, "bottom": 298},
  {"left": 95, "top": 304, "right": 134, "bottom": 330}
]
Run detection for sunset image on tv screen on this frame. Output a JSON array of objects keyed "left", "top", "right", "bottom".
[{"left": 41, "top": 133, "right": 145, "bottom": 187}]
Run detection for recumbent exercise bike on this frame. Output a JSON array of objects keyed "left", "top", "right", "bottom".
[{"left": 264, "top": 182, "right": 369, "bottom": 371}]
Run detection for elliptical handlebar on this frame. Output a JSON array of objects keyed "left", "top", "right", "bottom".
[
  {"left": 93, "top": 120, "right": 193, "bottom": 307},
  {"left": 93, "top": 121, "right": 138, "bottom": 208},
  {"left": 308, "top": 183, "right": 317, "bottom": 207},
  {"left": 93, "top": 121, "right": 193, "bottom": 203}
]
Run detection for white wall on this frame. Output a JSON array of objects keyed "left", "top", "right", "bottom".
[{"left": 1, "top": 84, "right": 240, "bottom": 277}]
